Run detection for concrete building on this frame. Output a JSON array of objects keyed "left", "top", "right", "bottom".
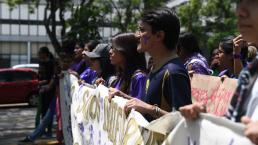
[
  {"left": 0, "top": 0, "right": 116, "bottom": 68},
  {"left": 0, "top": 1, "right": 58, "bottom": 68}
]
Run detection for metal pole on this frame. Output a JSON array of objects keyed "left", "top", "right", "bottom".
[{"left": 27, "top": 41, "right": 31, "bottom": 63}]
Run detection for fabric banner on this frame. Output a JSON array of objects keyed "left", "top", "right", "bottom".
[
  {"left": 60, "top": 73, "right": 252, "bottom": 145},
  {"left": 162, "top": 113, "right": 254, "bottom": 145},
  {"left": 59, "top": 71, "right": 78, "bottom": 145},
  {"left": 69, "top": 74, "right": 162, "bottom": 145},
  {"left": 191, "top": 74, "right": 238, "bottom": 116}
]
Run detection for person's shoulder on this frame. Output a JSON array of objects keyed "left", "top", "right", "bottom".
[
  {"left": 132, "top": 70, "right": 147, "bottom": 79},
  {"left": 164, "top": 58, "right": 188, "bottom": 74}
]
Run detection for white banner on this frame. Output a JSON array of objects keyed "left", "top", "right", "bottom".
[
  {"left": 162, "top": 113, "right": 254, "bottom": 145},
  {"left": 60, "top": 73, "right": 254, "bottom": 145},
  {"left": 70, "top": 78, "right": 160, "bottom": 145},
  {"left": 59, "top": 71, "right": 77, "bottom": 145}
]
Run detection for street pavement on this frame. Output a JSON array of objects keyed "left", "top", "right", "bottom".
[{"left": 0, "top": 104, "right": 58, "bottom": 145}]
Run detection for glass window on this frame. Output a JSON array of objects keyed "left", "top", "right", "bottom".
[
  {"left": 20, "top": 4, "right": 29, "bottom": 20},
  {"left": 10, "top": 7, "right": 19, "bottom": 19},
  {"left": 11, "top": 55, "right": 19, "bottom": 66},
  {"left": 20, "top": 55, "right": 28, "bottom": 64},
  {"left": 29, "top": 25, "right": 37, "bottom": 35},
  {"left": 29, "top": 8, "right": 37, "bottom": 20},
  {"left": 1, "top": 3, "right": 10, "bottom": 19},
  {"left": 0, "top": 54, "right": 10, "bottom": 68},
  {"left": 38, "top": 5, "right": 45, "bottom": 20},
  {"left": 2, "top": 24, "right": 10, "bottom": 35},
  {"left": 13, "top": 71, "right": 33, "bottom": 81},
  {"left": 20, "top": 43, "right": 27, "bottom": 54},
  {"left": 20, "top": 25, "right": 29, "bottom": 35},
  {"left": 31, "top": 43, "right": 39, "bottom": 57},
  {"left": 38, "top": 26, "right": 46, "bottom": 36},
  {"left": 11, "top": 24, "right": 19, "bottom": 35},
  {"left": 1, "top": 43, "right": 11, "bottom": 54},
  {"left": 10, "top": 43, "right": 20, "bottom": 54},
  {"left": 0, "top": 71, "right": 12, "bottom": 82}
]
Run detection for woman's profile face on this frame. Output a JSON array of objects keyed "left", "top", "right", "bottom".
[
  {"left": 109, "top": 45, "right": 125, "bottom": 67},
  {"left": 218, "top": 45, "right": 232, "bottom": 68}
]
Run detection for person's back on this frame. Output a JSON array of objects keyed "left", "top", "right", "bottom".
[{"left": 142, "top": 57, "right": 191, "bottom": 121}]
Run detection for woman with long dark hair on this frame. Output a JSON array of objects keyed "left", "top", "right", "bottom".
[
  {"left": 108, "top": 33, "right": 147, "bottom": 100},
  {"left": 217, "top": 36, "right": 236, "bottom": 78}
]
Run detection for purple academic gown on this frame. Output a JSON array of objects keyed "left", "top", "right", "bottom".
[
  {"left": 80, "top": 68, "right": 98, "bottom": 85},
  {"left": 184, "top": 53, "right": 212, "bottom": 75},
  {"left": 70, "top": 60, "right": 87, "bottom": 75},
  {"left": 113, "top": 71, "right": 147, "bottom": 100}
]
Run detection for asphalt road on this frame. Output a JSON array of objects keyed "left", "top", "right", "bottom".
[{"left": 0, "top": 104, "right": 58, "bottom": 145}]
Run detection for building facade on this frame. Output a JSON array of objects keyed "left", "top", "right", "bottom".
[
  {"left": 0, "top": 1, "right": 58, "bottom": 68},
  {"left": 0, "top": 0, "right": 116, "bottom": 68}
]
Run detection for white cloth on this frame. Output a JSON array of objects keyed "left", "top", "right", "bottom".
[{"left": 246, "top": 78, "right": 258, "bottom": 121}]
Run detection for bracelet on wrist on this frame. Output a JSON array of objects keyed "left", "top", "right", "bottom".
[{"left": 153, "top": 104, "right": 160, "bottom": 117}]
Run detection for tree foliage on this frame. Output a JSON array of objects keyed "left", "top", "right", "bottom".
[
  {"left": 6, "top": 0, "right": 169, "bottom": 54},
  {"left": 102, "top": 0, "right": 169, "bottom": 33},
  {"left": 177, "top": 0, "right": 238, "bottom": 56}
]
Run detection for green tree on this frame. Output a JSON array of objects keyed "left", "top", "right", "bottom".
[
  {"left": 178, "top": 0, "right": 238, "bottom": 56},
  {"left": 66, "top": 0, "right": 105, "bottom": 44},
  {"left": 7, "top": 0, "right": 170, "bottom": 54},
  {"left": 104, "top": 0, "right": 170, "bottom": 33},
  {"left": 7, "top": 0, "right": 103, "bottom": 55}
]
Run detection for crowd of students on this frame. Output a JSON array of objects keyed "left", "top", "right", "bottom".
[{"left": 19, "top": 0, "right": 258, "bottom": 144}]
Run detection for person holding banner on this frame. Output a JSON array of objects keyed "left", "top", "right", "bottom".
[
  {"left": 84, "top": 43, "right": 115, "bottom": 86},
  {"left": 110, "top": 8, "right": 192, "bottom": 121},
  {"left": 70, "top": 42, "right": 88, "bottom": 75},
  {"left": 180, "top": 0, "right": 258, "bottom": 144},
  {"left": 108, "top": 33, "right": 147, "bottom": 100}
]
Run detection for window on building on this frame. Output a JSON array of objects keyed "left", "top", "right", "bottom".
[
  {"left": 20, "top": 25, "right": 29, "bottom": 35},
  {"left": 29, "top": 25, "right": 37, "bottom": 36},
  {"left": 29, "top": 8, "right": 37, "bottom": 20},
  {"left": 11, "top": 24, "right": 19, "bottom": 35},
  {"left": 38, "top": 5, "right": 45, "bottom": 20},
  {"left": 2, "top": 24, "right": 10, "bottom": 35},
  {"left": 38, "top": 26, "right": 46, "bottom": 36},
  {"left": 0, "top": 54, "right": 10, "bottom": 68},
  {"left": 1, "top": 3, "right": 10, "bottom": 19},
  {"left": 10, "top": 55, "right": 27, "bottom": 67},
  {"left": 20, "top": 4, "right": 29, "bottom": 20},
  {"left": 10, "top": 7, "right": 19, "bottom": 19}
]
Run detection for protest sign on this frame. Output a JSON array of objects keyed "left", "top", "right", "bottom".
[
  {"left": 162, "top": 113, "right": 254, "bottom": 145},
  {"left": 191, "top": 74, "right": 238, "bottom": 116}
]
